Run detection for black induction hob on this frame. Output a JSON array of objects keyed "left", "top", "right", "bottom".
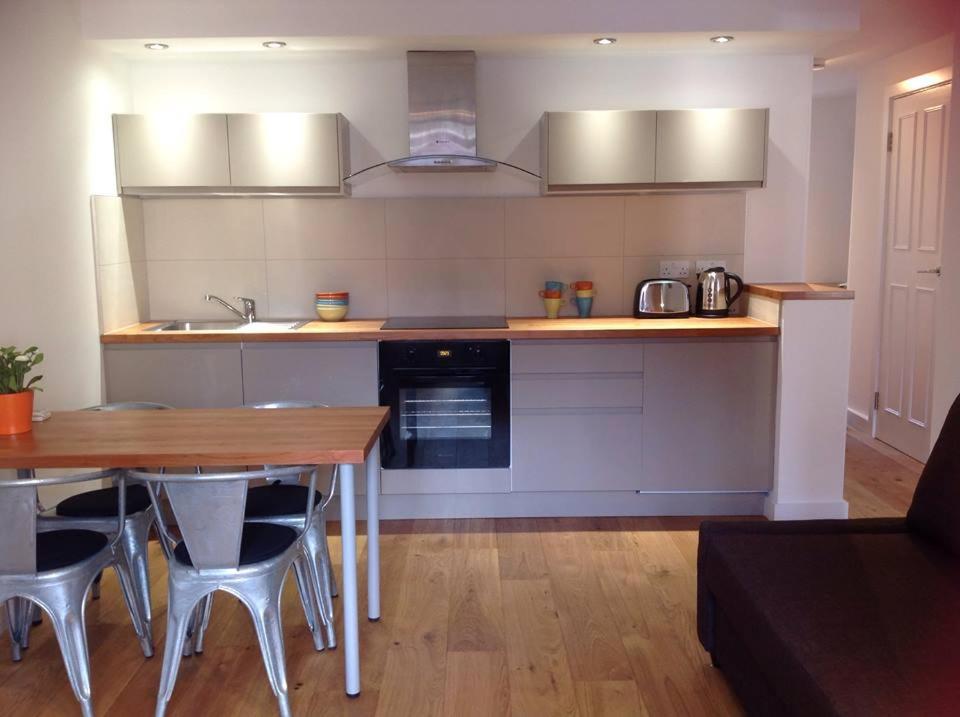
[{"left": 380, "top": 316, "right": 508, "bottom": 330}]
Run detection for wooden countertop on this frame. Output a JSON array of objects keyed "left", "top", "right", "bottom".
[
  {"left": 745, "top": 283, "right": 854, "bottom": 300},
  {"left": 102, "top": 316, "right": 779, "bottom": 344},
  {"left": 0, "top": 407, "right": 390, "bottom": 468}
]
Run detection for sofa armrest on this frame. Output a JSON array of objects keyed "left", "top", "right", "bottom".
[{"left": 696, "top": 518, "right": 908, "bottom": 652}]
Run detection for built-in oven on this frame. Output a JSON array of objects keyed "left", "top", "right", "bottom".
[{"left": 378, "top": 340, "right": 510, "bottom": 470}]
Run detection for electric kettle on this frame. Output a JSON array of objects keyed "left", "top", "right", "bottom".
[{"left": 695, "top": 267, "right": 744, "bottom": 318}]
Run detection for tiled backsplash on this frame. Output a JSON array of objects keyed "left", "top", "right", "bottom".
[{"left": 92, "top": 194, "right": 745, "bottom": 327}]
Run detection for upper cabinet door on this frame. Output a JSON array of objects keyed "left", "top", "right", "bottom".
[
  {"left": 655, "top": 109, "right": 768, "bottom": 185},
  {"left": 227, "top": 113, "right": 345, "bottom": 189},
  {"left": 114, "top": 114, "right": 231, "bottom": 189},
  {"left": 543, "top": 110, "right": 656, "bottom": 190}
]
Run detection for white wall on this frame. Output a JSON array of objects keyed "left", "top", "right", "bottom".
[
  {"left": 0, "top": 0, "right": 129, "bottom": 410},
  {"left": 846, "top": 34, "right": 954, "bottom": 427},
  {"left": 931, "top": 10, "right": 960, "bottom": 444},
  {"left": 127, "top": 52, "right": 814, "bottom": 282},
  {"left": 804, "top": 91, "right": 856, "bottom": 282}
]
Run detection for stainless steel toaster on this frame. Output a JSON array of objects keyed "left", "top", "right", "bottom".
[{"left": 633, "top": 279, "right": 691, "bottom": 318}]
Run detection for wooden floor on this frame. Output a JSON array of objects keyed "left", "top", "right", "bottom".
[{"left": 0, "top": 431, "right": 923, "bottom": 716}]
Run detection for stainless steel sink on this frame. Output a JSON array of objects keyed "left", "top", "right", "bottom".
[{"left": 147, "top": 319, "right": 309, "bottom": 332}]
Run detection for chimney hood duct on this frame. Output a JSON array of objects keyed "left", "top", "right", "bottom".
[{"left": 388, "top": 51, "right": 497, "bottom": 172}]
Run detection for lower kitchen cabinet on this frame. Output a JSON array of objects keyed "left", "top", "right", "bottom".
[
  {"left": 641, "top": 339, "right": 777, "bottom": 491},
  {"left": 240, "top": 342, "right": 377, "bottom": 406},
  {"left": 512, "top": 410, "right": 644, "bottom": 492},
  {"left": 103, "top": 343, "right": 243, "bottom": 408}
]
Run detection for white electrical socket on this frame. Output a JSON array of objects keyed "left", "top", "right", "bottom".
[
  {"left": 659, "top": 261, "right": 691, "bottom": 279},
  {"left": 696, "top": 259, "right": 728, "bottom": 274}
]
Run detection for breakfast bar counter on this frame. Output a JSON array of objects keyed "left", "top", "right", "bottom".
[{"left": 101, "top": 315, "right": 778, "bottom": 344}]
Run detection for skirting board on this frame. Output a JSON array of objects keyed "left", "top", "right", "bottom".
[
  {"left": 763, "top": 497, "right": 849, "bottom": 521},
  {"left": 847, "top": 407, "right": 870, "bottom": 433},
  {"left": 328, "top": 491, "right": 766, "bottom": 520}
]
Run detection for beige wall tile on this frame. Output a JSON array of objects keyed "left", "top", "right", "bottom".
[
  {"left": 622, "top": 254, "right": 745, "bottom": 315},
  {"left": 505, "top": 196, "right": 624, "bottom": 257},
  {"left": 98, "top": 262, "right": 149, "bottom": 332},
  {"left": 266, "top": 259, "right": 387, "bottom": 319},
  {"left": 387, "top": 259, "right": 505, "bottom": 316},
  {"left": 146, "top": 260, "right": 267, "bottom": 320},
  {"left": 506, "top": 257, "right": 623, "bottom": 317},
  {"left": 92, "top": 195, "right": 145, "bottom": 266},
  {"left": 385, "top": 198, "right": 505, "bottom": 258},
  {"left": 143, "top": 198, "right": 265, "bottom": 261},
  {"left": 624, "top": 193, "right": 746, "bottom": 256},
  {"left": 263, "top": 198, "right": 386, "bottom": 259}
]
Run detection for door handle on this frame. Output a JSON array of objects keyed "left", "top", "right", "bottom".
[{"left": 917, "top": 266, "right": 942, "bottom": 276}]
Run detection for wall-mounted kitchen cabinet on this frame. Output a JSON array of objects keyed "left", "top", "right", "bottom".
[
  {"left": 541, "top": 111, "right": 657, "bottom": 191},
  {"left": 655, "top": 109, "right": 767, "bottom": 185},
  {"left": 113, "top": 112, "right": 349, "bottom": 196},
  {"left": 540, "top": 107, "right": 768, "bottom": 194}
]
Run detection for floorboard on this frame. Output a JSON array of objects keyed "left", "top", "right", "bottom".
[{"left": 0, "top": 430, "right": 921, "bottom": 715}]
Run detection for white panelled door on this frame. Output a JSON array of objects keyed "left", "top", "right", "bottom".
[{"left": 877, "top": 83, "right": 951, "bottom": 461}]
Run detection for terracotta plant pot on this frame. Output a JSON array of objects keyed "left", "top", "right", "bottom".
[{"left": 0, "top": 391, "right": 34, "bottom": 435}]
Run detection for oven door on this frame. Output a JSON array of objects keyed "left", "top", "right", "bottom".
[{"left": 380, "top": 368, "right": 510, "bottom": 470}]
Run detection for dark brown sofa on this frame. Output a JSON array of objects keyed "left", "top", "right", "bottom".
[{"left": 698, "top": 393, "right": 960, "bottom": 716}]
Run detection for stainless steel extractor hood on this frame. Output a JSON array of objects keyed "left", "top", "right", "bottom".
[{"left": 388, "top": 51, "right": 497, "bottom": 172}]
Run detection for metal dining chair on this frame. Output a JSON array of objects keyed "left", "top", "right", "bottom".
[
  {"left": 0, "top": 469, "right": 148, "bottom": 717},
  {"left": 25, "top": 401, "right": 172, "bottom": 659},
  {"left": 134, "top": 464, "right": 321, "bottom": 717},
  {"left": 185, "top": 400, "right": 340, "bottom": 655}
]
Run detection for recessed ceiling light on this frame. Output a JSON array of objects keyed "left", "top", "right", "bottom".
[
  {"left": 144, "top": 42, "right": 169, "bottom": 51},
  {"left": 710, "top": 36, "right": 734, "bottom": 44},
  {"left": 593, "top": 37, "right": 617, "bottom": 46},
  {"left": 813, "top": 58, "right": 827, "bottom": 71},
  {"left": 262, "top": 40, "right": 287, "bottom": 49}
]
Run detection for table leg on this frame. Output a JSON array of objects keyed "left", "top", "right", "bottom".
[
  {"left": 366, "top": 440, "right": 381, "bottom": 622},
  {"left": 339, "top": 463, "right": 361, "bottom": 697}
]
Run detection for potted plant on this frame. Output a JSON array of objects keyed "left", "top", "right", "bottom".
[{"left": 0, "top": 345, "right": 43, "bottom": 435}]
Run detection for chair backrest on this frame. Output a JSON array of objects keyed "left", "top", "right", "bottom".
[
  {"left": 0, "top": 469, "right": 121, "bottom": 576},
  {"left": 133, "top": 465, "right": 318, "bottom": 571},
  {"left": 245, "top": 400, "right": 329, "bottom": 409},
  {"left": 906, "top": 392, "right": 960, "bottom": 553},
  {"left": 84, "top": 402, "right": 173, "bottom": 411}
]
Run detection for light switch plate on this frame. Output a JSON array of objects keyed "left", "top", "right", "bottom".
[
  {"left": 696, "top": 259, "right": 728, "bottom": 274},
  {"left": 659, "top": 260, "right": 691, "bottom": 279}
]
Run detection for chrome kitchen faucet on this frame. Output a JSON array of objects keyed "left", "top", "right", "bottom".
[{"left": 204, "top": 294, "right": 257, "bottom": 323}]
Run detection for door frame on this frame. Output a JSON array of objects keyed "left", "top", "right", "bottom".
[{"left": 871, "top": 73, "right": 953, "bottom": 440}]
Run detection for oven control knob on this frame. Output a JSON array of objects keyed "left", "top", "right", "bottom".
[{"left": 406, "top": 347, "right": 417, "bottom": 359}]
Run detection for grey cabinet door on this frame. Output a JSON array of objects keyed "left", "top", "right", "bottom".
[
  {"left": 227, "top": 114, "right": 344, "bottom": 189},
  {"left": 104, "top": 343, "right": 243, "bottom": 408},
  {"left": 641, "top": 339, "right": 777, "bottom": 491},
  {"left": 655, "top": 109, "right": 768, "bottom": 184},
  {"left": 113, "top": 114, "right": 231, "bottom": 188},
  {"left": 240, "top": 342, "right": 377, "bottom": 406},
  {"left": 544, "top": 110, "right": 656, "bottom": 188}
]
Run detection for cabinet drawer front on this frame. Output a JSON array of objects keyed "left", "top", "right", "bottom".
[
  {"left": 512, "top": 412, "right": 643, "bottom": 492},
  {"left": 655, "top": 109, "right": 768, "bottom": 184},
  {"left": 513, "top": 374, "right": 643, "bottom": 409},
  {"left": 546, "top": 110, "right": 656, "bottom": 186},
  {"left": 512, "top": 341, "right": 644, "bottom": 374}
]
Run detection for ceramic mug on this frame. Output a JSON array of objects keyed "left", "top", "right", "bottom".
[
  {"left": 539, "top": 289, "right": 563, "bottom": 299},
  {"left": 544, "top": 280, "right": 566, "bottom": 293},
  {"left": 575, "top": 289, "right": 596, "bottom": 298},
  {"left": 575, "top": 296, "right": 594, "bottom": 318},
  {"left": 543, "top": 297, "right": 565, "bottom": 319},
  {"left": 571, "top": 281, "right": 593, "bottom": 291}
]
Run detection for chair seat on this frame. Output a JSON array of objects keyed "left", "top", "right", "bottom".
[
  {"left": 55, "top": 484, "right": 152, "bottom": 518},
  {"left": 37, "top": 529, "right": 109, "bottom": 572},
  {"left": 173, "top": 523, "right": 298, "bottom": 567},
  {"left": 244, "top": 484, "right": 323, "bottom": 518}
]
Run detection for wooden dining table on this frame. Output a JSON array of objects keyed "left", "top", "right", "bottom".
[{"left": 0, "top": 406, "right": 390, "bottom": 697}]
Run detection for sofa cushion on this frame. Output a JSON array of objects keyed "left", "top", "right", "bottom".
[
  {"left": 700, "top": 522, "right": 960, "bottom": 717},
  {"left": 907, "top": 392, "right": 960, "bottom": 555}
]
